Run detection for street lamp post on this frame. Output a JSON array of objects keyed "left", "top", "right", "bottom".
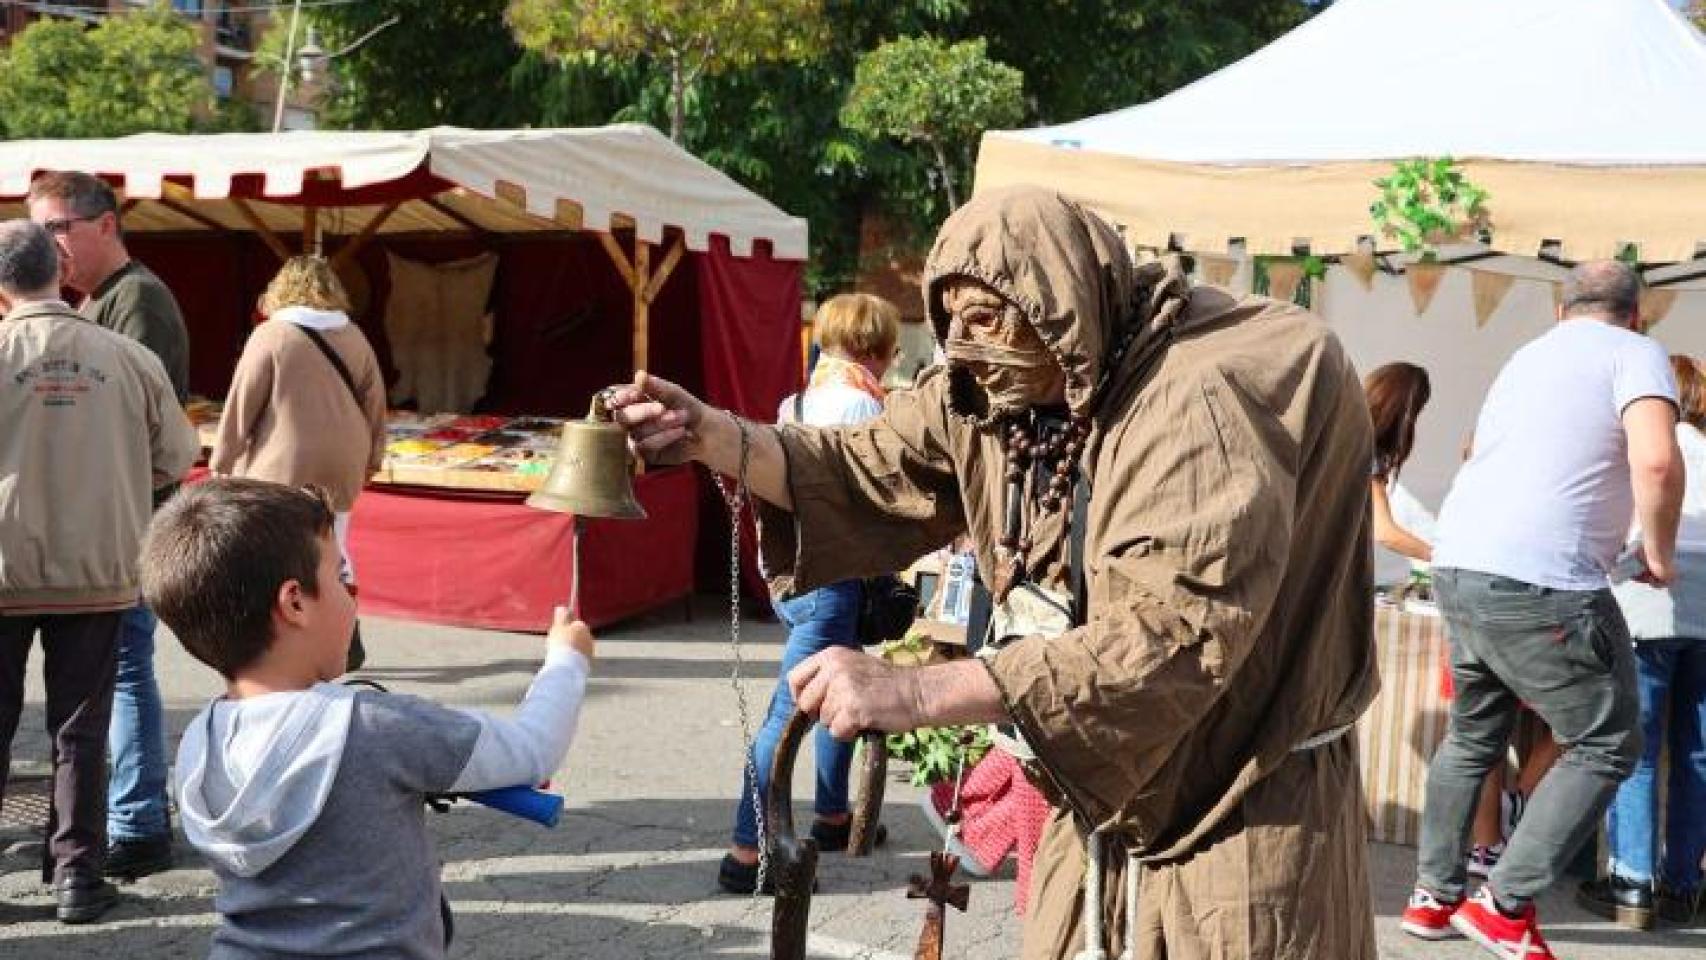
[{"left": 270, "top": 6, "right": 402, "bottom": 132}]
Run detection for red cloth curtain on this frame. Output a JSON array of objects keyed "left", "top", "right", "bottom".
[
  {"left": 696, "top": 237, "right": 803, "bottom": 599},
  {"left": 348, "top": 466, "right": 699, "bottom": 632}
]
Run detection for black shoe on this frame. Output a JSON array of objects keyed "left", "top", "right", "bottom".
[
  {"left": 1657, "top": 884, "right": 1702, "bottom": 926},
  {"left": 715, "top": 853, "right": 821, "bottom": 895},
  {"left": 809, "top": 819, "right": 888, "bottom": 853},
  {"left": 1577, "top": 876, "right": 1655, "bottom": 931},
  {"left": 717, "top": 853, "right": 770, "bottom": 895},
  {"left": 55, "top": 877, "right": 118, "bottom": 925},
  {"left": 103, "top": 835, "right": 175, "bottom": 880}
]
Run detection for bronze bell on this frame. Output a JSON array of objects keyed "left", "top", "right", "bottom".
[{"left": 525, "top": 391, "right": 647, "bottom": 519}]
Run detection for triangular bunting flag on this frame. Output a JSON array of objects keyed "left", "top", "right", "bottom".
[
  {"left": 1199, "top": 255, "right": 1238, "bottom": 287},
  {"left": 1267, "top": 261, "right": 1305, "bottom": 304},
  {"left": 1640, "top": 288, "right": 1679, "bottom": 330},
  {"left": 1407, "top": 263, "right": 1447, "bottom": 315},
  {"left": 1341, "top": 251, "right": 1377, "bottom": 290},
  {"left": 1470, "top": 271, "right": 1516, "bottom": 328}
]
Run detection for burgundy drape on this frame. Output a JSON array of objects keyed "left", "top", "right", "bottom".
[{"left": 696, "top": 237, "right": 803, "bottom": 600}]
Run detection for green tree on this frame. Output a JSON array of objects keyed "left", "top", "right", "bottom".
[
  {"left": 506, "top": 0, "right": 830, "bottom": 143},
  {"left": 287, "top": 0, "right": 1317, "bottom": 293},
  {"left": 841, "top": 36, "right": 1023, "bottom": 210},
  {"left": 278, "top": 0, "right": 627, "bottom": 131},
  {"left": 0, "top": 4, "right": 213, "bottom": 138}
]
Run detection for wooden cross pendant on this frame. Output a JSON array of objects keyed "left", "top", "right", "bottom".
[{"left": 907, "top": 851, "right": 971, "bottom": 960}]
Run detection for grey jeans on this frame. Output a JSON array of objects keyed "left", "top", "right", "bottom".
[{"left": 1417, "top": 568, "right": 1642, "bottom": 906}]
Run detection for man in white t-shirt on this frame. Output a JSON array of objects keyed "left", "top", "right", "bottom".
[{"left": 1401, "top": 260, "right": 1684, "bottom": 958}]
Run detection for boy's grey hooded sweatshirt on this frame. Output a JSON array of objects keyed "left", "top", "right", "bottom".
[{"left": 177, "top": 651, "right": 586, "bottom": 959}]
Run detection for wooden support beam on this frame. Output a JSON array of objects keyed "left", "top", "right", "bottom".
[
  {"left": 599, "top": 232, "right": 635, "bottom": 289},
  {"left": 154, "top": 197, "right": 232, "bottom": 234},
  {"left": 229, "top": 197, "right": 292, "bottom": 262},
  {"left": 120, "top": 198, "right": 141, "bottom": 216},
  {"left": 631, "top": 239, "right": 651, "bottom": 476},
  {"left": 303, "top": 205, "right": 320, "bottom": 255},
  {"left": 330, "top": 201, "right": 401, "bottom": 270},
  {"left": 422, "top": 195, "right": 496, "bottom": 240},
  {"left": 633, "top": 239, "right": 651, "bottom": 375},
  {"left": 641, "top": 236, "right": 685, "bottom": 304}
]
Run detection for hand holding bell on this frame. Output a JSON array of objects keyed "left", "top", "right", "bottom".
[{"left": 605, "top": 370, "right": 711, "bottom": 466}]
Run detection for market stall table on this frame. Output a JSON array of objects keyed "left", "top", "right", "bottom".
[{"left": 192, "top": 409, "right": 698, "bottom": 632}]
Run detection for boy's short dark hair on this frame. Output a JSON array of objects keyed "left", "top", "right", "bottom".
[{"left": 141, "top": 479, "right": 334, "bottom": 680}]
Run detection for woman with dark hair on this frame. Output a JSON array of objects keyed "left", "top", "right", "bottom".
[{"left": 1365, "top": 362, "right": 1434, "bottom": 562}]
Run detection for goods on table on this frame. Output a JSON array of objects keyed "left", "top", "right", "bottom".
[{"left": 189, "top": 400, "right": 567, "bottom": 491}]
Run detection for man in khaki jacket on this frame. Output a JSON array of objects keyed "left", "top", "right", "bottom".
[
  {"left": 0, "top": 220, "right": 198, "bottom": 924},
  {"left": 612, "top": 187, "right": 1378, "bottom": 959}
]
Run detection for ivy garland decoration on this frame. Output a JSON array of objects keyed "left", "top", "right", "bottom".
[{"left": 1370, "top": 158, "right": 1492, "bottom": 260}]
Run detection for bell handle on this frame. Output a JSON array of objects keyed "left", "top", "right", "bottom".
[{"left": 589, "top": 387, "right": 618, "bottom": 422}]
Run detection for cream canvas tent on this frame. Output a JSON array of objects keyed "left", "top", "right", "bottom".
[
  {"left": 975, "top": 0, "right": 1706, "bottom": 581},
  {"left": 977, "top": 0, "right": 1706, "bottom": 262}
]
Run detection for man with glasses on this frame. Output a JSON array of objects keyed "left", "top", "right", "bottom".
[
  {"left": 0, "top": 220, "right": 198, "bottom": 922},
  {"left": 28, "top": 171, "right": 191, "bottom": 880}
]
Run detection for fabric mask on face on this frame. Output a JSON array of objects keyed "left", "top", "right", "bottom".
[{"left": 945, "top": 310, "right": 1065, "bottom": 417}]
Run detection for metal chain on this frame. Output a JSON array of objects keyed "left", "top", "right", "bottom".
[{"left": 711, "top": 412, "right": 769, "bottom": 896}]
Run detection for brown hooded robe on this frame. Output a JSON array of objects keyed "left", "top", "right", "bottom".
[{"left": 758, "top": 187, "right": 1378, "bottom": 960}]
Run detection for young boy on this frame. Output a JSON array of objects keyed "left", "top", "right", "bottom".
[{"left": 140, "top": 479, "right": 593, "bottom": 958}]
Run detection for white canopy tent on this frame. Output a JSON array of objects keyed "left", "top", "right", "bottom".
[
  {"left": 0, "top": 124, "right": 806, "bottom": 258},
  {"left": 976, "top": 0, "right": 1706, "bottom": 583},
  {"left": 977, "top": 0, "right": 1706, "bottom": 261},
  {"left": 0, "top": 124, "right": 808, "bottom": 379}
]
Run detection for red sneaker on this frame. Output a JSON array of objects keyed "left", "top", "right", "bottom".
[
  {"left": 1401, "top": 887, "right": 1464, "bottom": 940},
  {"left": 1451, "top": 887, "right": 1556, "bottom": 959}
]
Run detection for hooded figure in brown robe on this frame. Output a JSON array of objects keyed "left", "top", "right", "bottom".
[{"left": 611, "top": 186, "right": 1379, "bottom": 959}]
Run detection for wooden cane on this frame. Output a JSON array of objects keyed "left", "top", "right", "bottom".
[{"left": 766, "top": 709, "right": 889, "bottom": 960}]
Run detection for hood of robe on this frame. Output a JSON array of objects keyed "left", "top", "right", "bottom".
[{"left": 922, "top": 186, "right": 1190, "bottom": 425}]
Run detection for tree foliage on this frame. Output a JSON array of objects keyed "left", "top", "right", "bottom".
[
  {"left": 300, "top": 0, "right": 627, "bottom": 131},
  {"left": 506, "top": 0, "right": 829, "bottom": 142},
  {"left": 0, "top": 4, "right": 214, "bottom": 139},
  {"left": 841, "top": 37, "right": 1023, "bottom": 209},
  {"left": 296, "top": 0, "right": 1317, "bottom": 292}
]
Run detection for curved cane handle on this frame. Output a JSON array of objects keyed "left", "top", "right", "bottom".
[
  {"left": 764, "top": 710, "right": 889, "bottom": 960},
  {"left": 767, "top": 709, "right": 817, "bottom": 960},
  {"left": 846, "top": 730, "right": 888, "bottom": 857}
]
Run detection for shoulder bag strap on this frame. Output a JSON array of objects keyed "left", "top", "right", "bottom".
[{"left": 293, "top": 324, "right": 365, "bottom": 413}]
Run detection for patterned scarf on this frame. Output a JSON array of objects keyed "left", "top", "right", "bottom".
[{"left": 809, "top": 352, "right": 886, "bottom": 402}]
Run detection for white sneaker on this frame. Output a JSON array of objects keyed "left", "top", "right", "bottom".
[{"left": 917, "top": 793, "right": 995, "bottom": 877}]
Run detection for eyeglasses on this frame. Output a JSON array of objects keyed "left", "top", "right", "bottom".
[{"left": 40, "top": 213, "right": 103, "bottom": 236}]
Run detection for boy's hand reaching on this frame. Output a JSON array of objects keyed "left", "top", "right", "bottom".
[{"left": 548, "top": 606, "right": 595, "bottom": 662}]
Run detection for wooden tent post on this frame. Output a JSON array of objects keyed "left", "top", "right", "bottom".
[
  {"left": 303, "top": 205, "right": 320, "bottom": 255},
  {"left": 632, "top": 240, "right": 651, "bottom": 374},
  {"left": 598, "top": 231, "right": 686, "bottom": 475}
]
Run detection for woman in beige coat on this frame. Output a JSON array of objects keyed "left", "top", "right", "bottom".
[{"left": 210, "top": 256, "right": 387, "bottom": 665}]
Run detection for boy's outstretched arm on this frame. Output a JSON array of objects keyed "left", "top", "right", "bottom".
[{"left": 450, "top": 607, "right": 595, "bottom": 792}]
